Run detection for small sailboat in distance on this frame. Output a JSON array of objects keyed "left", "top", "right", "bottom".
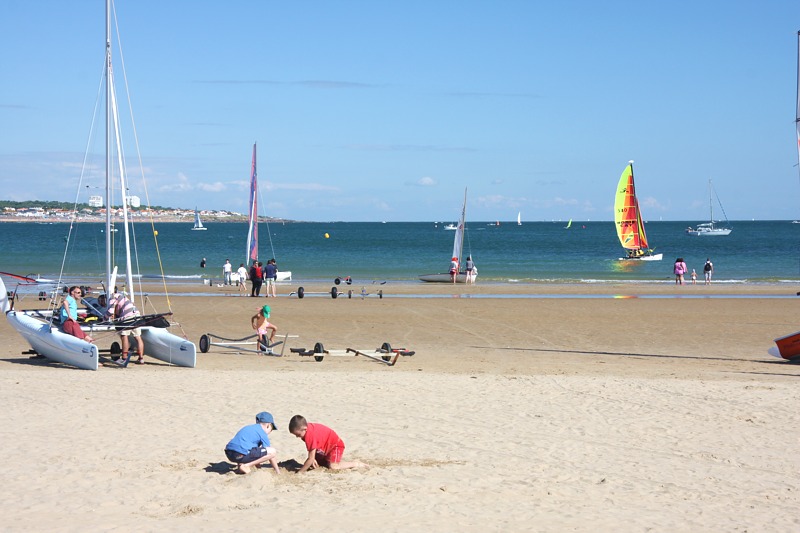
[
  {"left": 191, "top": 207, "right": 207, "bottom": 231},
  {"left": 419, "top": 188, "right": 475, "bottom": 283},
  {"left": 614, "top": 161, "right": 662, "bottom": 261},
  {"left": 517, "top": 212, "right": 522, "bottom": 226},
  {"left": 564, "top": 219, "right": 572, "bottom": 229}
]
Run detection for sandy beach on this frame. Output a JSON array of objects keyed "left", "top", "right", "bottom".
[{"left": 1, "top": 281, "right": 799, "bottom": 531}]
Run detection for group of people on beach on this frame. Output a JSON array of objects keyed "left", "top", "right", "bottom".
[
  {"left": 246, "top": 259, "right": 279, "bottom": 297},
  {"left": 59, "top": 286, "right": 145, "bottom": 365},
  {"left": 449, "top": 255, "right": 477, "bottom": 284},
  {"left": 224, "top": 412, "right": 368, "bottom": 475},
  {"left": 674, "top": 257, "right": 714, "bottom": 285}
]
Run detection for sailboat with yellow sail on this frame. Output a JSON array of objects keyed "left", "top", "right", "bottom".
[{"left": 614, "top": 161, "right": 662, "bottom": 261}]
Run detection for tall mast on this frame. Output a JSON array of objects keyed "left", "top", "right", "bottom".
[
  {"left": 796, "top": 31, "right": 800, "bottom": 183},
  {"left": 104, "top": 0, "right": 112, "bottom": 293}
]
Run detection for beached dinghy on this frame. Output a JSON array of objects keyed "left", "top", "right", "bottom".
[{"left": 419, "top": 188, "right": 476, "bottom": 283}]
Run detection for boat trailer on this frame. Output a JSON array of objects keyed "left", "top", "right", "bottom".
[
  {"left": 198, "top": 332, "right": 298, "bottom": 356},
  {"left": 290, "top": 342, "right": 414, "bottom": 366}
]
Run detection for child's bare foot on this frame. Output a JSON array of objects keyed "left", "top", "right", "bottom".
[{"left": 236, "top": 464, "right": 252, "bottom": 474}]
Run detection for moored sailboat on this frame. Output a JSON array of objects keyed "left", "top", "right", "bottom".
[
  {"left": 419, "top": 188, "right": 475, "bottom": 283},
  {"left": 685, "top": 180, "right": 731, "bottom": 236},
  {"left": 614, "top": 161, "right": 662, "bottom": 261}
]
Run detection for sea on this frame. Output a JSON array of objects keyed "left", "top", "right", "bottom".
[{"left": 1, "top": 220, "right": 799, "bottom": 287}]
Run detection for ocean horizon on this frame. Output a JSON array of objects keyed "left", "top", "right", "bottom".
[{"left": 1, "top": 220, "right": 798, "bottom": 286}]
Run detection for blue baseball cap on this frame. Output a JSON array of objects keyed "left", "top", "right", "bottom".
[{"left": 255, "top": 411, "right": 277, "bottom": 429}]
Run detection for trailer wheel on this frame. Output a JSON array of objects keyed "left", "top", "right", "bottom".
[
  {"left": 331, "top": 287, "right": 338, "bottom": 299},
  {"left": 334, "top": 277, "right": 341, "bottom": 285},
  {"left": 297, "top": 286, "right": 305, "bottom": 299},
  {"left": 199, "top": 334, "right": 210, "bottom": 353},
  {"left": 110, "top": 341, "right": 122, "bottom": 361},
  {"left": 313, "top": 342, "right": 325, "bottom": 362},
  {"left": 380, "top": 342, "right": 392, "bottom": 360}
]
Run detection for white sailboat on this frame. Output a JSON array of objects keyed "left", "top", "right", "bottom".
[
  {"left": 685, "top": 180, "right": 731, "bottom": 236},
  {"left": 245, "top": 144, "right": 291, "bottom": 281},
  {"left": 419, "top": 188, "right": 475, "bottom": 283},
  {"left": 517, "top": 212, "right": 522, "bottom": 226},
  {"left": 1, "top": 0, "right": 196, "bottom": 370},
  {"left": 191, "top": 208, "right": 207, "bottom": 231}
]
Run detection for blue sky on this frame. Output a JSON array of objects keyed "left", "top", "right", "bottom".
[{"left": 1, "top": 0, "right": 799, "bottom": 222}]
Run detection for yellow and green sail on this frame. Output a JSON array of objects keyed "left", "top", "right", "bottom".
[{"left": 614, "top": 162, "right": 649, "bottom": 252}]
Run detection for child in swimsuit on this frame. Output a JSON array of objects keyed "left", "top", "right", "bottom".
[{"left": 251, "top": 305, "right": 277, "bottom": 347}]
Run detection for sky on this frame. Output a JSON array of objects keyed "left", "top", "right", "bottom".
[{"left": 1, "top": 0, "right": 799, "bottom": 222}]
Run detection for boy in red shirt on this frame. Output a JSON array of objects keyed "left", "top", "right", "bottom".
[{"left": 288, "top": 415, "right": 368, "bottom": 473}]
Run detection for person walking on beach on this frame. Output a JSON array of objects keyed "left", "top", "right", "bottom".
[
  {"left": 673, "top": 257, "right": 687, "bottom": 285},
  {"left": 251, "top": 304, "right": 277, "bottom": 350},
  {"left": 690, "top": 269, "right": 697, "bottom": 285},
  {"left": 59, "top": 286, "right": 94, "bottom": 343},
  {"left": 103, "top": 291, "right": 145, "bottom": 365},
  {"left": 704, "top": 258, "right": 714, "bottom": 284},
  {"left": 288, "top": 415, "right": 368, "bottom": 473},
  {"left": 223, "top": 259, "right": 232, "bottom": 285},
  {"left": 236, "top": 263, "right": 248, "bottom": 295},
  {"left": 264, "top": 259, "right": 278, "bottom": 297},
  {"left": 465, "top": 256, "right": 475, "bottom": 284},
  {"left": 224, "top": 411, "right": 280, "bottom": 475},
  {"left": 249, "top": 261, "right": 263, "bottom": 297}
]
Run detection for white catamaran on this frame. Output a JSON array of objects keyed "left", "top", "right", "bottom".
[
  {"left": 419, "top": 188, "right": 475, "bottom": 283},
  {"left": 1, "top": 0, "right": 196, "bottom": 370}
]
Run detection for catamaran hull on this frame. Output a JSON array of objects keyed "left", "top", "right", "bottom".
[
  {"left": 618, "top": 254, "right": 663, "bottom": 262},
  {"left": 6, "top": 311, "right": 99, "bottom": 370},
  {"left": 418, "top": 272, "right": 474, "bottom": 283},
  {"left": 140, "top": 327, "right": 197, "bottom": 368}
]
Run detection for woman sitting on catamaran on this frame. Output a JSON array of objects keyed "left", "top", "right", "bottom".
[{"left": 60, "top": 286, "right": 94, "bottom": 343}]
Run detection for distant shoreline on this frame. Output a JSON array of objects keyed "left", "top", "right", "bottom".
[{"left": 0, "top": 217, "right": 291, "bottom": 224}]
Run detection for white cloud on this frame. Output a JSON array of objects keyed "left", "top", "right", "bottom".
[{"left": 416, "top": 177, "right": 436, "bottom": 186}]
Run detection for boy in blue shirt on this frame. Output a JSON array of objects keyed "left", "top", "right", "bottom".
[{"left": 224, "top": 412, "right": 280, "bottom": 474}]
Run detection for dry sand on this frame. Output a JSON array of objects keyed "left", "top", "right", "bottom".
[{"left": 1, "top": 281, "right": 799, "bottom": 531}]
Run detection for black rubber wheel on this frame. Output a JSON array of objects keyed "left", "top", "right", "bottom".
[
  {"left": 331, "top": 287, "right": 338, "bottom": 299},
  {"left": 313, "top": 342, "right": 325, "bottom": 362},
  {"left": 382, "top": 355, "right": 391, "bottom": 362},
  {"left": 199, "top": 334, "right": 210, "bottom": 353},
  {"left": 110, "top": 341, "right": 122, "bottom": 361},
  {"left": 297, "top": 286, "right": 305, "bottom": 299},
  {"left": 334, "top": 277, "right": 341, "bottom": 285},
  {"left": 258, "top": 339, "right": 268, "bottom": 352},
  {"left": 380, "top": 342, "right": 392, "bottom": 353}
]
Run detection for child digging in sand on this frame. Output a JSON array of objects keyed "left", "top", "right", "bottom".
[
  {"left": 288, "top": 415, "right": 368, "bottom": 473},
  {"left": 224, "top": 412, "right": 280, "bottom": 474}
]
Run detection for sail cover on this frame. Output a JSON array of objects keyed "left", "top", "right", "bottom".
[
  {"left": 246, "top": 144, "right": 258, "bottom": 263},
  {"left": 614, "top": 162, "right": 649, "bottom": 251}
]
